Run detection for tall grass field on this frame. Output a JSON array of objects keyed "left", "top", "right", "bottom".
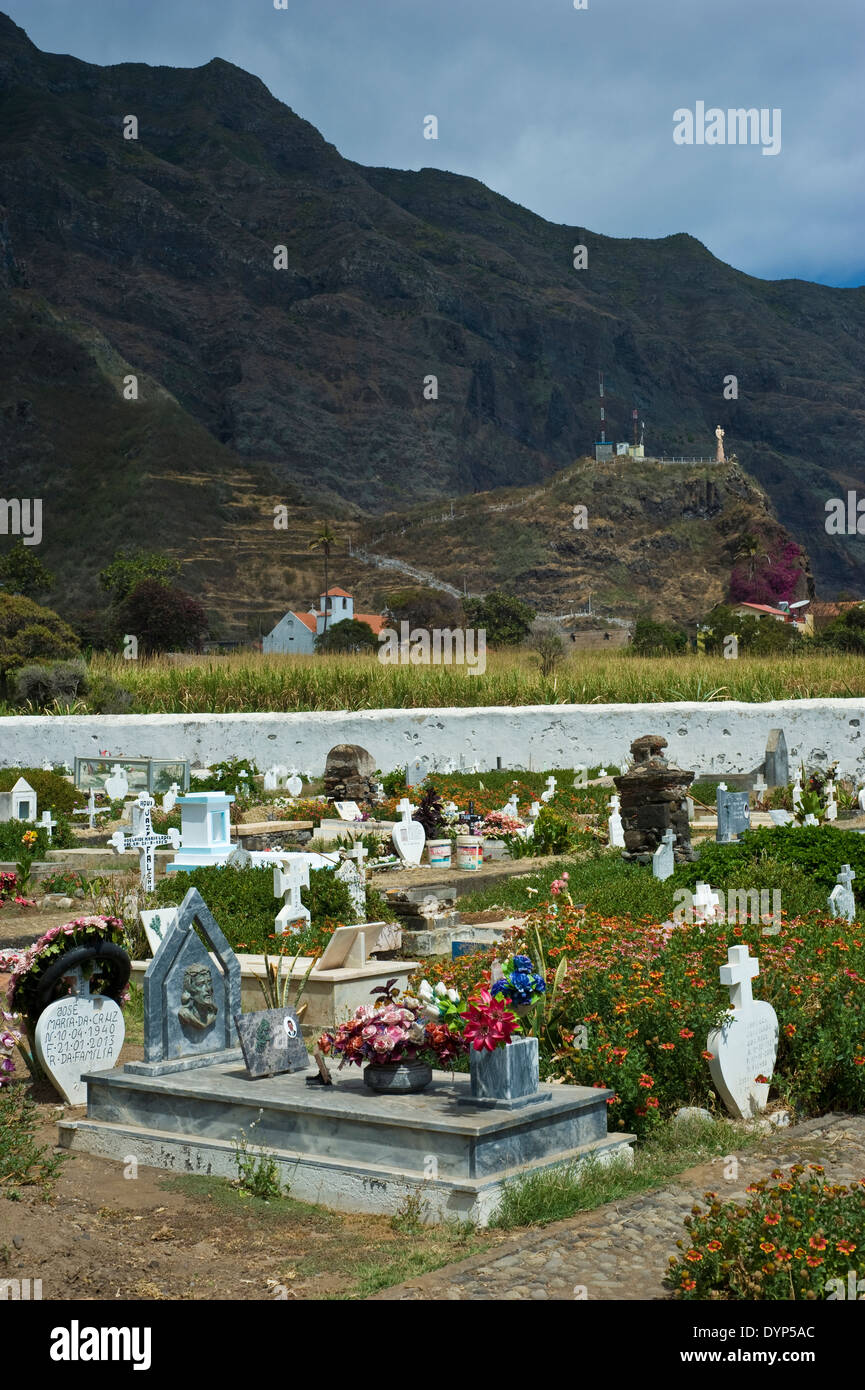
[{"left": 32, "top": 649, "right": 865, "bottom": 714}]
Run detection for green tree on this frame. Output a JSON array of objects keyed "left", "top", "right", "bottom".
[
  {"left": 701, "top": 604, "right": 802, "bottom": 655},
  {"left": 463, "top": 590, "right": 535, "bottom": 646},
  {"left": 819, "top": 605, "right": 865, "bottom": 654},
  {"left": 631, "top": 618, "right": 688, "bottom": 655},
  {"left": 0, "top": 542, "right": 55, "bottom": 599},
  {"left": 113, "top": 580, "right": 208, "bottom": 655},
  {"left": 0, "top": 594, "right": 80, "bottom": 679},
  {"left": 99, "top": 549, "right": 181, "bottom": 602},
  {"left": 307, "top": 522, "right": 337, "bottom": 635},
  {"left": 315, "top": 618, "right": 378, "bottom": 654},
  {"left": 384, "top": 586, "right": 464, "bottom": 631}
]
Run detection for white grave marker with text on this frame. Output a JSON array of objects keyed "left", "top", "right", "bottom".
[{"left": 707, "top": 944, "right": 778, "bottom": 1119}]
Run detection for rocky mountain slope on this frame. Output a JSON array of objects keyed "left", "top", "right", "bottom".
[{"left": 0, "top": 10, "right": 862, "bottom": 631}]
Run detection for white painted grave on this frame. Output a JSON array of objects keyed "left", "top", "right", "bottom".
[
  {"left": 336, "top": 844, "right": 367, "bottom": 920},
  {"left": 285, "top": 769, "right": 303, "bottom": 798},
  {"left": 334, "top": 801, "right": 363, "bottom": 821},
  {"left": 692, "top": 881, "right": 722, "bottom": 923},
  {"left": 166, "top": 791, "right": 234, "bottom": 872},
  {"left": 607, "top": 793, "right": 625, "bottom": 849},
  {"left": 139, "top": 906, "right": 180, "bottom": 957},
  {"left": 72, "top": 787, "right": 99, "bottom": 830},
  {"left": 652, "top": 828, "right": 675, "bottom": 881},
  {"left": 792, "top": 775, "right": 803, "bottom": 813},
  {"left": 707, "top": 944, "right": 778, "bottom": 1120},
  {"left": 103, "top": 766, "right": 129, "bottom": 801},
  {"left": 34, "top": 982, "right": 125, "bottom": 1106},
  {"left": 161, "top": 782, "right": 180, "bottom": 814},
  {"left": 108, "top": 793, "right": 181, "bottom": 893},
  {"left": 263, "top": 765, "right": 280, "bottom": 792},
  {"left": 392, "top": 798, "right": 425, "bottom": 866},
  {"left": 828, "top": 863, "right": 856, "bottom": 923},
  {"left": 541, "top": 776, "right": 557, "bottom": 803},
  {"left": 825, "top": 780, "right": 837, "bottom": 822},
  {"left": 274, "top": 858, "right": 311, "bottom": 933},
  {"left": 0, "top": 777, "right": 37, "bottom": 824},
  {"left": 39, "top": 809, "right": 57, "bottom": 843}
]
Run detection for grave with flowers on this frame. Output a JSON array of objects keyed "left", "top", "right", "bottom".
[{"left": 61, "top": 890, "right": 633, "bottom": 1224}]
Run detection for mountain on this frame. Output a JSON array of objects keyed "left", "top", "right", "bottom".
[{"left": 0, "top": 10, "right": 863, "bottom": 632}]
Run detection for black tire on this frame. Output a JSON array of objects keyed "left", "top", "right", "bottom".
[{"left": 31, "top": 938, "right": 131, "bottom": 1021}]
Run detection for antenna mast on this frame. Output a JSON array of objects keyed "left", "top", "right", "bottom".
[{"left": 599, "top": 371, "right": 605, "bottom": 443}]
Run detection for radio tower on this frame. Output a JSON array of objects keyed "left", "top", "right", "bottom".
[
  {"left": 599, "top": 371, "right": 605, "bottom": 443},
  {"left": 633, "top": 406, "right": 638, "bottom": 447}
]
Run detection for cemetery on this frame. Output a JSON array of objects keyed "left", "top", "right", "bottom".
[{"left": 0, "top": 726, "right": 864, "bottom": 1301}]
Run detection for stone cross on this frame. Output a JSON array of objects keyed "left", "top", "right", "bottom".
[
  {"left": 825, "top": 780, "right": 837, "bottom": 821},
  {"left": 752, "top": 773, "right": 767, "bottom": 800},
  {"left": 107, "top": 793, "right": 181, "bottom": 893},
  {"left": 39, "top": 809, "right": 57, "bottom": 842},
  {"left": 502, "top": 794, "right": 520, "bottom": 818},
  {"left": 73, "top": 788, "right": 100, "bottom": 830},
  {"left": 274, "top": 858, "right": 311, "bottom": 932},
  {"left": 396, "top": 797, "right": 415, "bottom": 821},
  {"left": 263, "top": 765, "right": 280, "bottom": 792},
  {"left": 541, "top": 776, "right": 557, "bottom": 803},
  {"left": 652, "top": 827, "right": 675, "bottom": 881},
  {"left": 719, "top": 943, "right": 759, "bottom": 1011},
  {"left": 607, "top": 794, "right": 625, "bottom": 849},
  {"left": 693, "top": 881, "right": 722, "bottom": 923},
  {"left": 162, "top": 782, "right": 180, "bottom": 814},
  {"left": 350, "top": 842, "right": 368, "bottom": 876},
  {"left": 828, "top": 863, "right": 856, "bottom": 924},
  {"left": 792, "top": 775, "right": 803, "bottom": 812}
]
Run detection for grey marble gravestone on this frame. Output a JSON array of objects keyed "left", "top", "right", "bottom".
[
  {"left": 138, "top": 888, "right": 241, "bottom": 1076},
  {"left": 764, "top": 729, "right": 789, "bottom": 789},
  {"left": 716, "top": 786, "right": 750, "bottom": 843},
  {"left": 234, "top": 1006, "right": 309, "bottom": 1079}
]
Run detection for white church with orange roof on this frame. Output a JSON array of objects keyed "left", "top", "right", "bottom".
[{"left": 262, "top": 587, "right": 387, "bottom": 654}]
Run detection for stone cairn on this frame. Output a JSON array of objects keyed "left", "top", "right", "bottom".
[
  {"left": 323, "top": 743, "right": 379, "bottom": 804},
  {"left": 613, "top": 734, "right": 696, "bottom": 865}
]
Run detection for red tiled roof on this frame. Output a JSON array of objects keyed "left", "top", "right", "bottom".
[
  {"left": 355, "top": 613, "right": 388, "bottom": 635},
  {"left": 292, "top": 612, "right": 317, "bottom": 632},
  {"left": 324, "top": 587, "right": 353, "bottom": 598}
]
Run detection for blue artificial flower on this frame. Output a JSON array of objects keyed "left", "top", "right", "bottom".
[
  {"left": 490, "top": 978, "right": 512, "bottom": 997},
  {"left": 512, "top": 954, "right": 533, "bottom": 971}
]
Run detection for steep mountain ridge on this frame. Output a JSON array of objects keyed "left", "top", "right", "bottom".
[{"left": 0, "top": 10, "right": 863, "bottom": 624}]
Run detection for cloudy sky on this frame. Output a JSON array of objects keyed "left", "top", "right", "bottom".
[{"left": 9, "top": 0, "right": 864, "bottom": 285}]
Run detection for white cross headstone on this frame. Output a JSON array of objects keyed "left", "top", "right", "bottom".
[
  {"left": 42, "top": 759, "right": 53, "bottom": 772},
  {"left": 273, "top": 859, "right": 311, "bottom": 933},
  {"left": 692, "top": 881, "right": 722, "bottom": 924},
  {"left": 858, "top": 786, "right": 865, "bottom": 814},
  {"left": 73, "top": 788, "right": 99, "bottom": 830},
  {"left": 285, "top": 769, "right": 303, "bottom": 798},
  {"left": 541, "top": 776, "right": 557, "bottom": 803},
  {"left": 792, "top": 775, "right": 803, "bottom": 812},
  {"left": 393, "top": 799, "right": 425, "bottom": 866},
  {"left": 825, "top": 780, "right": 838, "bottom": 822},
  {"left": 39, "top": 809, "right": 57, "bottom": 843},
  {"left": 828, "top": 863, "right": 856, "bottom": 923},
  {"left": 652, "top": 828, "right": 675, "bottom": 881},
  {"left": 501, "top": 794, "right": 520, "bottom": 819},
  {"left": 607, "top": 793, "right": 625, "bottom": 849},
  {"left": 707, "top": 944, "right": 778, "bottom": 1119},
  {"left": 598, "top": 767, "right": 608, "bottom": 778},
  {"left": 103, "top": 765, "right": 129, "bottom": 801},
  {"left": 752, "top": 773, "right": 767, "bottom": 801},
  {"left": 263, "top": 765, "right": 280, "bottom": 792},
  {"left": 161, "top": 782, "right": 180, "bottom": 814},
  {"left": 107, "top": 793, "right": 180, "bottom": 893}
]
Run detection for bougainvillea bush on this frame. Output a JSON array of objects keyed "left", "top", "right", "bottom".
[
  {"left": 667, "top": 1165, "right": 865, "bottom": 1300},
  {"left": 419, "top": 904, "right": 865, "bottom": 1139}
]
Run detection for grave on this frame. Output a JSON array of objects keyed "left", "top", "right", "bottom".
[
  {"left": 0, "top": 777, "right": 37, "bottom": 823},
  {"left": 61, "top": 895, "right": 634, "bottom": 1223},
  {"left": 235, "top": 1006, "right": 309, "bottom": 1079},
  {"left": 716, "top": 784, "right": 751, "bottom": 843},
  {"left": 763, "top": 729, "right": 789, "bottom": 788},
  {"left": 614, "top": 735, "right": 695, "bottom": 865},
  {"left": 166, "top": 791, "right": 235, "bottom": 872},
  {"left": 652, "top": 827, "right": 675, "bottom": 881},
  {"left": 707, "top": 944, "right": 778, "bottom": 1120},
  {"left": 323, "top": 744, "right": 377, "bottom": 803},
  {"left": 34, "top": 970, "right": 125, "bottom": 1106},
  {"left": 828, "top": 864, "right": 856, "bottom": 923},
  {"left": 392, "top": 798, "right": 425, "bottom": 865},
  {"left": 108, "top": 793, "right": 181, "bottom": 892},
  {"left": 335, "top": 845, "right": 367, "bottom": 920},
  {"left": 607, "top": 794, "right": 625, "bottom": 849},
  {"left": 273, "top": 858, "right": 311, "bottom": 933}
]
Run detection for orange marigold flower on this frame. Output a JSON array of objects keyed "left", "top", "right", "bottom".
[
  {"left": 701, "top": 1050, "right": 714, "bottom": 1061},
  {"left": 685, "top": 1249, "right": 703, "bottom": 1263},
  {"left": 646, "top": 1097, "right": 660, "bottom": 1108},
  {"left": 783, "top": 1024, "right": 796, "bottom": 1037},
  {"left": 805, "top": 1256, "right": 823, "bottom": 1268},
  {"left": 774, "top": 1249, "right": 792, "bottom": 1263},
  {"left": 680, "top": 1277, "right": 697, "bottom": 1291},
  {"left": 793, "top": 1248, "right": 806, "bottom": 1259},
  {"left": 764, "top": 1214, "right": 781, "bottom": 1226},
  {"left": 759, "top": 1241, "right": 776, "bottom": 1254},
  {"left": 836, "top": 1240, "right": 856, "bottom": 1255},
  {"left": 658, "top": 1042, "right": 675, "bottom": 1051},
  {"left": 809, "top": 1164, "right": 825, "bottom": 1173},
  {"left": 707, "top": 1240, "right": 722, "bottom": 1252},
  {"left": 809, "top": 1235, "right": 827, "bottom": 1250},
  {"left": 679, "top": 1028, "right": 694, "bottom": 1039},
  {"left": 637, "top": 1074, "right": 654, "bottom": 1088}
]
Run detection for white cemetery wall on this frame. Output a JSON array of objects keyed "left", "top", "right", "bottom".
[{"left": 2, "top": 700, "right": 865, "bottom": 778}]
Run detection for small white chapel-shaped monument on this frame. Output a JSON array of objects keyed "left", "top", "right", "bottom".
[{"left": 166, "top": 791, "right": 235, "bottom": 873}]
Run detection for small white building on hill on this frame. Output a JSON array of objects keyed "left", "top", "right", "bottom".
[{"left": 263, "top": 588, "right": 386, "bottom": 654}]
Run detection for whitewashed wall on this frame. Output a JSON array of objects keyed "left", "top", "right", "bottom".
[{"left": 1, "top": 700, "right": 863, "bottom": 778}]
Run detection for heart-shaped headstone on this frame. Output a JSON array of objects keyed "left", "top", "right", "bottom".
[
  {"left": 104, "top": 767, "right": 129, "bottom": 801},
  {"left": 393, "top": 818, "right": 426, "bottom": 866},
  {"left": 285, "top": 775, "right": 303, "bottom": 798},
  {"left": 35, "top": 994, "right": 125, "bottom": 1105},
  {"left": 707, "top": 1000, "right": 778, "bottom": 1119}
]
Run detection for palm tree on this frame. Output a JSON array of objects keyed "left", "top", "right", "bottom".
[
  {"left": 734, "top": 533, "right": 760, "bottom": 580},
  {"left": 308, "top": 522, "right": 337, "bottom": 634}
]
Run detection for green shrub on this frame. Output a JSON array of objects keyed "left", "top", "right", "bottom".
[
  {"left": 0, "top": 593, "right": 80, "bottom": 679},
  {"left": 0, "top": 1085, "right": 67, "bottom": 1193},
  {"left": 667, "top": 1164, "right": 865, "bottom": 1299},
  {"left": 10, "top": 660, "right": 88, "bottom": 710},
  {"left": 679, "top": 825, "right": 865, "bottom": 910},
  {"left": 193, "top": 757, "right": 259, "bottom": 795}
]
